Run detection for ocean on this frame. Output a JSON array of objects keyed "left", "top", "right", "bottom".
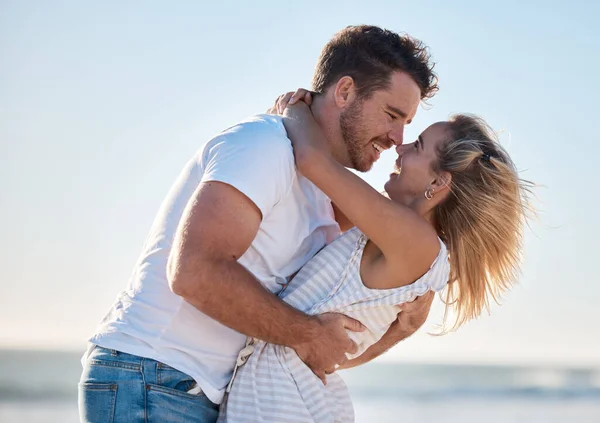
[{"left": 1, "top": 349, "right": 599, "bottom": 422}]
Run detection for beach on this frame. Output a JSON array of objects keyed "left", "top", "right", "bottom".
[{"left": 1, "top": 349, "right": 599, "bottom": 422}]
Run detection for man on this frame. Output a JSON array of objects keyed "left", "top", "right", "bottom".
[{"left": 79, "top": 25, "right": 439, "bottom": 423}]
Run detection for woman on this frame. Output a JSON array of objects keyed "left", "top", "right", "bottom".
[{"left": 219, "top": 91, "right": 532, "bottom": 422}]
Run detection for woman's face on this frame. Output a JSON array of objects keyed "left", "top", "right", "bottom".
[{"left": 384, "top": 122, "right": 449, "bottom": 208}]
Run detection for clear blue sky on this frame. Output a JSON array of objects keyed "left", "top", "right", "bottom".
[{"left": 1, "top": 0, "right": 598, "bottom": 365}]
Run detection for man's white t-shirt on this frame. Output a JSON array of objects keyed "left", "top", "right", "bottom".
[{"left": 90, "top": 114, "right": 340, "bottom": 404}]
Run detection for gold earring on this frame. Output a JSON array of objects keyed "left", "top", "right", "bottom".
[{"left": 424, "top": 188, "right": 434, "bottom": 200}]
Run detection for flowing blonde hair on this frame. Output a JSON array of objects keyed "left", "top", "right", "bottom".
[{"left": 433, "top": 114, "right": 533, "bottom": 333}]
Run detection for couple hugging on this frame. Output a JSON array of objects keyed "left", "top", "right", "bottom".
[{"left": 79, "top": 25, "right": 532, "bottom": 423}]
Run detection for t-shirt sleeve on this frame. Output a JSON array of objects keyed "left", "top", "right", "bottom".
[{"left": 199, "top": 125, "right": 295, "bottom": 219}]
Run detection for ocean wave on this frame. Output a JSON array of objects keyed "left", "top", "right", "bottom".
[
  {"left": 348, "top": 385, "right": 600, "bottom": 401},
  {"left": 2, "top": 350, "right": 600, "bottom": 402}
]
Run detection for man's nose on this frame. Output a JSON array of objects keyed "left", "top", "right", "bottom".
[
  {"left": 389, "top": 125, "right": 404, "bottom": 147},
  {"left": 395, "top": 143, "right": 403, "bottom": 154}
]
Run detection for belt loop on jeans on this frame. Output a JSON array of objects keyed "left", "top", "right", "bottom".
[{"left": 83, "top": 343, "right": 97, "bottom": 361}]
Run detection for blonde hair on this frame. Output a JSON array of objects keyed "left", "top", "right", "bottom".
[{"left": 433, "top": 114, "right": 533, "bottom": 333}]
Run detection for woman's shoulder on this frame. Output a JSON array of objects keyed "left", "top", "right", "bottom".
[{"left": 361, "top": 232, "right": 448, "bottom": 291}]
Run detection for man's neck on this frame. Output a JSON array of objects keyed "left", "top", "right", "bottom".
[{"left": 310, "top": 94, "right": 351, "bottom": 167}]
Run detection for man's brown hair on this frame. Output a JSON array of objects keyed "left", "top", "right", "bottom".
[{"left": 312, "top": 25, "right": 438, "bottom": 101}]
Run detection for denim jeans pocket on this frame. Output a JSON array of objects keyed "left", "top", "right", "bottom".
[
  {"left": 156, "top": 363, "right": 196, "bottom": 393},
  {"left": 146, "top": 384, "right": 219, "bottom": 423},
  {"left": 147, "top": 364, "right": 218, "bottom": 422},
  {"left": 78, "top": 382, "right": 118, "bottom": 423}
]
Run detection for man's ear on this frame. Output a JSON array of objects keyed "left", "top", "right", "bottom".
[{"left": 333, "top": 76, "right": 357, "bottom": 108}]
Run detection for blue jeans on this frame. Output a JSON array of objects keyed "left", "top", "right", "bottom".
[{"left": 78, "top": 345, "right": 219, "bottom": 423}]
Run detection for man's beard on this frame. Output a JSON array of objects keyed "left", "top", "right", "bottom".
[{"left": 339, "top": 99, "right": 371, "bottom": 172}]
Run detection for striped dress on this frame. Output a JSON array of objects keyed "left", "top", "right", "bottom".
[{"left": 220, "top": 227, "right": 450, "bottom": 422}]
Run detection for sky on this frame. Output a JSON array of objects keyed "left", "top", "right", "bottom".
[{"left": 1, "top": 0, "right": 598, "bottom": 366}]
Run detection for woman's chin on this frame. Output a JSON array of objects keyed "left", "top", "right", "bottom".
[
  {"left": 385, "top": 172, "right": 400, "bottom": 185},
  {"left": 383, "top": 181, "right": 392, "bottom": 196}
]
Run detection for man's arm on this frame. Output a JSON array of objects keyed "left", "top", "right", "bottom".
[
  {"left": 337, "top": 292, "right": 435, "bottom": 370},
  {"left": 167, "top": 181, "right": 364, "bottom": 380}
]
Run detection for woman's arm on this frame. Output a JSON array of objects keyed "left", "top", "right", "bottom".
[
  {"left": 338, "top": 317, "right": 416, "bottom": 370},
  {"left": 332, "top": 203, "right": 354, "bottom": 233},
  {"left": 337, "top": 292, "right": 434, "bottom": 369},
  {"left": 337, "top": 321, "right": 404, "bottom": 370},
  {"left": 283, "top": 103, "right": 439, "bottom": 286}
]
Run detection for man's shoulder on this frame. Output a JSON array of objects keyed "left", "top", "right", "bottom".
[
  {"left": 228, "top": 113, "right": 286, "bottom": 132},
  {"left": 219, "top": 114, "right": 290, "bottom": 145},
  {"left": 196, "top": 114, "right": 298, "bottom": 215},
  {"left": 201, "top": 114, "right": 294, "bottom": 162}
]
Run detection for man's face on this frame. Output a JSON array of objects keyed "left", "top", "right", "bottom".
[{"left": 340, "top": 71, "right": 421, "bottom": 172}]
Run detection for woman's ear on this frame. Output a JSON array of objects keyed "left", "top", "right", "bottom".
[{"left": 431, "top": 171, "right": 452, "bottom": 195}]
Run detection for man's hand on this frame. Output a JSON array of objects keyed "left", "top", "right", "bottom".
[{"left": 293, "top": 313, "right": 365, "bottom": 384}]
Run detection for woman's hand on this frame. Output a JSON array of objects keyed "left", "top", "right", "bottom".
[
  {"left": 283, "top": 104, "right": 333, "bottom": 176},
  {"left": 266, "top": 88, "right": 313, "bottom": 115},
  {"left": 266, "top": 88, "right": 327, "bottom": 173},
  {"left": 266, "top": 88, "right": 332, "bottom": 173}
]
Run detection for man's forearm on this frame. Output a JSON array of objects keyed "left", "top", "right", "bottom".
[{"left": 172, "top": 258, "right": 319, "bottom": 348}]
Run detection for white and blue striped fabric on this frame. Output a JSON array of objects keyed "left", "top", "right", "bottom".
[{"left": 220, "top": 227, "right": 450, "bottom": 422}]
